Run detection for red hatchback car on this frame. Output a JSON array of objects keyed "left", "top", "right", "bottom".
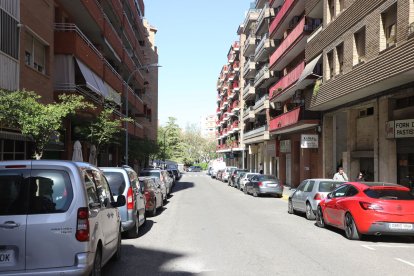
[{"left": 316, "top": 182, "right": 414, "bottom": 240}]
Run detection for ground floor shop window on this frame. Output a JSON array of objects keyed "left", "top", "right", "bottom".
[
  {"left": 1, "top": 139, "right": 26, "bottom": 160},
  {"left": 397, "top": 139, "right": 414, "bottom": 190}
]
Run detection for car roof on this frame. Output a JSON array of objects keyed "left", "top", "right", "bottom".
[{"left": 346, "top": 181, "right": 405, "bottom": 189}]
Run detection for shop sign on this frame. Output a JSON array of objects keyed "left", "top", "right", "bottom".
[
  {"left": 267, "top": 142, "right": 276, "bottom": 157},
  {"left": 386, "top": 119, "right": 414, "bottom": 139},
  {"left": 301, "top": 134, "right": 319, "bottom": 148},
  {"left": 280, "top": 140, "right": 291, "bottom": 153}
]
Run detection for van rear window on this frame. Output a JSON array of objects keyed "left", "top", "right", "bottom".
[
  {"left": 0, "top": 172, "right": 28, "bottom": 215},
  {"left": 103, "top": 172, "right": 126, "bottom": 196}
]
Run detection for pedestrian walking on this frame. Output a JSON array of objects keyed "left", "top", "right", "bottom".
[
  {"left": 259, "top": 163, "right": 263, "bottom": 174},
  {"left": 355, "top": 172, "right": 365, "bottom": 181},
  {"left": 333, "top": 167, "right": 348, "bottom": 181}
]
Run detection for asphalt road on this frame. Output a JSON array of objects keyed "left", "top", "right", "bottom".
[{"left": 104, "top": 172, "right": 414, "bottom": 275}]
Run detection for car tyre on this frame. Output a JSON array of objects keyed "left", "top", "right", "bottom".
[
  {"left": 305, "top": 202, "right": 316, "bottom": 220},
  {"left": 91, "top": 247, "right": 102, "bottom": 276},
  {"left": 253, "top": 190, "right": 258, "bottom": 197},
  {"left": 316, "top": 207, "right": 325, "bottom": 228},
  {"left": 127, "top": 217, "right": 139, "bottom": 238},
  {"left": 151, "top": 200, "right": 157, "bottom": 217},
  {"left": 288, "top": 199, "right": 295, "bottom": 214},
  {"left": 244, "top": 186, "right": 248, "bottom": 194},
  {"left": 344, "top": 213, "right": 361, "bottom": 240}
]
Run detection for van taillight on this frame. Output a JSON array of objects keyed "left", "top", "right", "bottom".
[
  {"left": 76, "top": 207, "right": 89, "bottom": 242},
  {"left": 127, "top": 187, "right": 134, "bottom": 210}
]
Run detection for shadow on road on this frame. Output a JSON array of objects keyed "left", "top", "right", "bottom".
[
  {"left": 103, "top": 244, "right": 195, "bottom": 275},
  {"left": 313, "top": 222, "right": 414, "bottom": 243},
  {"left": 172, "top": 181, "right": 194, "bottom": 193}
]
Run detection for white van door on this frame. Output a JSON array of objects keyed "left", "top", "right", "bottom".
[
  {"left": 0, "top": 169, "right": 29, "bottom": 273},
  {"left": 25, "top": 169, "right": 76, "bottom": 269}
]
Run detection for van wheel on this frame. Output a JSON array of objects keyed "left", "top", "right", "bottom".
[
  {"left": 127, "top": 218, "right": 139, "bottom": 238},
  {"left": 91, "top": 247, "right": 102, "bottom": 276}
]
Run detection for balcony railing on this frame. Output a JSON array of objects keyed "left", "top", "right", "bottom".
[
  {"left": 256, "top": 4, "right": 268, "bottom": 30},
  {"left": 243, "top": 9, "right": 261, "bottom": 30},
  {"left": 233, "top": 61, "right": 240, "bottom": 71},
  {"left": 269, "top": 0, "right": 295, "bottom": 36},
  {"left": 254, "top": 95, "right": 269, "bottom": 110},
  {"left": 243, "top": 81, "right": 255, "bottom": 100},
  {"left": 269, "top": 107, "right": 301, "bottom": 131},
  {"left": 254, "top": 64, "right": 270, "bottom": 85},
  {"left": 244, "top": 125, "right": 268, "bottom": 139},
  {"left": 269, "top": 17, "right": 306, "bottom": 67},
  {"left": 269, "top": 61, "right": 304, "bottom": 99}
]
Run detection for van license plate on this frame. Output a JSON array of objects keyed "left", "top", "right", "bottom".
[
  {"left": 0, "top": 250, "right": 14, "bottom": 266},
  {"left": 389, "top": 223, "right": 413, "bottom": 230}
]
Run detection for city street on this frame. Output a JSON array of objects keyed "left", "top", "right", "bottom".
[{"left": 104, "top": 172, "right": 414, "bottom": 275}]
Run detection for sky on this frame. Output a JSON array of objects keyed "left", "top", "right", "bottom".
[{"left": 145, "top": 1, "right": 252, "bottom": 128}]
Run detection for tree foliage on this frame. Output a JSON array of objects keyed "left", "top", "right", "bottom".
[
  {"left": 0, "top": 90, "right": 93, "bottom": 159},
  {"left": 87, "top": 108, "right": 131, "bottom": 153},
  {"left": 158, "top": 118, "right": 217, "bottom": 165}
]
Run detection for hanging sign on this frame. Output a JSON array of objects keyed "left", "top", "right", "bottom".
[{"left": 301, "top": 134, "right": 319, "bottom": 148}]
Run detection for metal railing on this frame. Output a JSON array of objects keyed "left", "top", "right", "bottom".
[
  {"left": 254, "top": 64, "right": 269, "bottom": 85},
  {"left": 244, "top": 125, "right": 268, "bottom": 138},
  {"left": 254, "top": 95, "right": 269, "bottom": 110}
]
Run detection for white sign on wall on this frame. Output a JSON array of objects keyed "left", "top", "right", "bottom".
[
  {"left": 386, "top": 119, "right": 414, "bottom": 139},
  {"left": 301, "top": 134, "right": 319, "bottom": 148},
  {"left": 280, "top": 140, "right": 291, "bottom": 153}
]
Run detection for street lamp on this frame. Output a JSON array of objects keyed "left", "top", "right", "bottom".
[
  {"left": 124, "top": 63, "right": 161, "bottom": 166},
  {"left": 163, "top": 127, "right": 173, "bottom": 169}
]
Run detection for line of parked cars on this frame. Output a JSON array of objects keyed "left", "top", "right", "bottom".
[
  {"left": 288, "top": 179, "right": 414, "bottom": 240},
  {"left": 209, "top": 166, "right": 284, "bottom": 198},
  {"left": 0, "top": 160, "right": 181, "bottom": 275}
]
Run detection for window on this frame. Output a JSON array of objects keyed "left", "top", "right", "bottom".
[
  {"left": 326, "top": 50, "right": 334, "bottom": 79},
  {"left": 0, "top": 9, "right": 19, "bottom": 59},
  {"left": 24, "top": 31, "right": 47, "bottom": 74},
  {"left": 297, "top": 180, "right": 307, "bottom": 191},
  {"left": 85, "top": 173, "right": 99, "bottom": 206},
  {"left": 335, "top": 43, "right": 344, "bottom": 74},
  {"left": 318, "top": 181, "right": 344, "bottom": 192},
  {"left": 364, "top": 189, "right": 414, "bottom": 200},
  {"left": 380, "top": 3, "right": 397, "bottom": 50},
  {"left": 353, "top": 27, "right": 366, "bottom": 65},
  {"left": 332, "top": 185, "right": 349, "bottom": 198},
  {"left": 305, "top": 181, "right": 315, "bottom": 192},
  {"left": 103, "top": 171, "right": 126, "bottom": 196},
  {"left": 345, "top": 186, "right": 359, "bottom": 197},
  {"left": 0, "top": 171, "right": 29, "bottom": 215},
  {"left": 28, "top": 170, "right": 73, "bottom": 214}
]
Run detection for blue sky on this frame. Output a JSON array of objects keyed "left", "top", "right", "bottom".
[{"left": 145, "top": 1, "right": 251, "bottom": 128}]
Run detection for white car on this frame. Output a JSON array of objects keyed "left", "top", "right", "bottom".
[
  {"left": 239, "top": 173, "right": 260, "bottom": 191},
  {"left": 221, "top": 167, "right": 237, "bottom": 182}
]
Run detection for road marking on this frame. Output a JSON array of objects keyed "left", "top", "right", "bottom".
[
  {"left": 395, "top": 258, "right": 414, "bottom": 267},
  {"left": 361, "top": 244, "right": 414, "bottom": 251}
]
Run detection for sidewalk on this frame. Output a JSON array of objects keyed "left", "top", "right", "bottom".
[{"left": 282, "top": 186, "right": 295, "bottom": 200}]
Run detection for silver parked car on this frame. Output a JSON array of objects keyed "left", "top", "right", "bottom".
[
  {"left": 101, "top": 166, "right": 146, "bottom": 238},
  {"left": 245, "top": 174, "right": 283, "bottom": 197},
  {"left": 221, "top": 166, "right": 237, "bottom": 182},
  {"left": 288, "top": 179, "right": 345, "bottom": 220},
  {"left": 0, "top": 160, "right": 125, "bottom": 275},
  {"left": 239, "top": 173, "right": 260, "bottom": 191}
]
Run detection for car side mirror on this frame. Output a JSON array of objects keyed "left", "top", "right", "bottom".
[
  {"left": 327, "top": 193, "right": 333, "bottom": 199},
  {"left": 113, "top": 195, "right": 126, "bottom": 207}
]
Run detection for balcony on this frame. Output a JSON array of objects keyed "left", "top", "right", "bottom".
[
  {"left": 243, "top": 125, "right": 270, "bottom": 144},
  {"left": 228, "top": 73, "right": 236, "bottom": 82},
  {"left": 232, "top": 41, "right": 240, "bottom": 52},
  {"left": 242, "top": 106, "right": 255, "bottom": 122},
  {"left": 243, "top": 34, "right": 257, "bottom": 57},
  {"left": 269, "top": 0, "right": 305, "bottom": 39},
  {"left": 253, "top": 95, "right": 270, "bottom": 114},
  {"left": 243, "top": 58, "right": 256, "bottom": 79},
  {"left": 243, "top": 80, "right": 256, "bottom": 100},
  {"left": 228, "top": 52, "right": 235, "bottom": 64},
  {"left": 233, "top": 61, "right": 240, "bottom": 72},
  {"left": 269, "top": 107, "right": 320, "bottom": 134},
  {"left": 242, "top": 9, "right": 260, "bottom": 35},
  {"left": 232, "top": 81, "right": 240, "bottom": 91},
  {"left": 269, "top": 17, "right": 318, "bottom": 71},
  {"left": 254, "top": 64, "right": 276, "bottom": 88},
  {"left": 269, "top": 61, "right": 304, "bottom": 100},
  {"left": 255, "top": 33, "right": 276, "bottom": 62},
  {"left": 256, "top": 4, "right": 275, "bottom": 35}
]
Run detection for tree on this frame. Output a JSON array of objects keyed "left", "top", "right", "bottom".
[
  {"left": 157, "top": 117, "right": 182, "bottom": 161},
  {"left": 130, "top": 137, "right": 159, "bottom": 168},
  {"left": 87, "top": 108, "right": 132, "bottom": 154},
  {"left": 0, "top": 90, "right": 93, "bottom": 159}
]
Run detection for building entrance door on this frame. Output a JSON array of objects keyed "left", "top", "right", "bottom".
[{"left": 286, "top": 154, "right": 291, "bottom": 186}]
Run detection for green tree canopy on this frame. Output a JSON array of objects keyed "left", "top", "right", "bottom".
[{"left": 0, "top": 90, "right": 93, "bottom": 159}]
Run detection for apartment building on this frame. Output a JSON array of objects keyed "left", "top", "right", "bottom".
[
  {"left": 201, "top": 114, "right": 216, "bottom": 140},
  {"left": 216, "top": 41, "right": 244, "bottom": 168},
  {"left": 0, "top": 0, "right": 158, "bottom": 165},
  {"left": 306, "top": 0, "right": 414, "bottom": 187}
]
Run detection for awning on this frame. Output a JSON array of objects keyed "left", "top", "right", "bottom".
[
  {"left": 76, "top": 58, "right": 108, "bottom": 98},
  {"left": 296, "top": 54, "right": 322, "bottom": 90},
  {"left": 105, "top": 83, "right": 122, "bottom": 106}
]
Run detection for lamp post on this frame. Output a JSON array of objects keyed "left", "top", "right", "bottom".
[
  {"left": 163, "top": 127, "right": 173, "bottom": 169},
  {"left": 124, "top": 63, "right": 161, "bottom": 166}
]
